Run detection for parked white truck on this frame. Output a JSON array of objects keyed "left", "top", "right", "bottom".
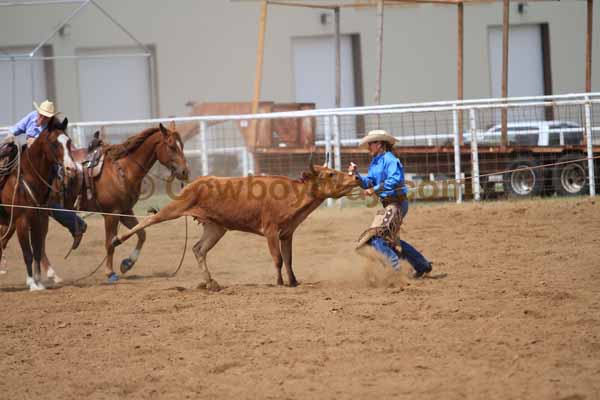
[{"left": 465, "top": 120, "right": 592, "bottom": 197}]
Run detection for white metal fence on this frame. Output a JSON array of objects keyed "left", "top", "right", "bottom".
[{"left": 2, "top": 92, "right": 600, "bottom": 206}]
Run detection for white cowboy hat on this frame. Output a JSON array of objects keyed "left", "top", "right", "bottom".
[
  {"left": 359, "top": 129, "right": 397, "bottom": 146},
  {"left": 33, "top": 100, "right": 57, "bottom": 118}
]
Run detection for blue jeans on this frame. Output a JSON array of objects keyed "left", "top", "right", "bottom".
[
  {"left": 369, "top": 200, "right": 431, "bottom": 273},
  {"left": 46, "top": 164, "right": 86, "bottom": 236},
  {"left": 49, "top": 202, "right": 86, "bottom": 236}
]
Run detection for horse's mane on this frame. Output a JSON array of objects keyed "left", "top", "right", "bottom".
[{"left": 104, "top": 127, "right": 160, "bottom": 160}]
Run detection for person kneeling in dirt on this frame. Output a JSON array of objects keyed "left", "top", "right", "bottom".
[{"left": 349, "top": 129, "right": 432, "bottom": 278}]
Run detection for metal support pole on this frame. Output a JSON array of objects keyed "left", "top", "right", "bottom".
[
  {"left": 334, "top": 7, "right": 341, "bottom": 109},
  {"left": 148, "top": 54, "right": 157, "bottom": 117},
  {"left": 332, "top": 115, "right": 343, "bottom": 207},
  {"left": 584, "top": 97, "right": 596, "bottom": 196},
  {"left": 374, "top": 0, "right": 384, "bottom": 106},
  {"left": 199, "top": 121, "right": 209, "bottom": 176},
  {"left": 11, "top": 59, "right": 16, "bottom": 123},
  {"left": 332, "top": 115, "right": 342, "bottom": 171},
  {"left": 73, "top": 125, "right": 86, "bottom": 148},
  {"left": 501, "top": 0, "right": 510, "bottom": 146},
  {"left": 457, "top": 2, "right": 464, "bottom": 144},
  {"left": 469, "top": 108, "right": 480, "bottom": 201},
  {"left": 586, "top": 0, "right": 594, "bottom": 93},
  {"left": 30, "top": 58, "right": 35, "bottom": 108},
  {"left": 249, "top": 151, "right": 256, "bottom": 175},
  {"left": 324, "top": 116, "right": 333, "bottom": 207},
  {"left": 242, "top": 148, "right": 250, "bottom": 177},
  {"left": 452, "top": 104, "right": 463, "bottom": 203},
  {"left": 252, "top": 0, "right": 268, "bottom": 116}
]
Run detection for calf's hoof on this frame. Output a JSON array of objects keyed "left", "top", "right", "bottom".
[
  {"left": 197, "top": 279, "right": 221, "bottom": 292},
  {"left": 120, "top": 258, "right": 135, "bottom": 274}
]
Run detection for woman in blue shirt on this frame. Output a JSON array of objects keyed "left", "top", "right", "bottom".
[{"left": 349, "top": 129, "right": 432, "bottom": 278}]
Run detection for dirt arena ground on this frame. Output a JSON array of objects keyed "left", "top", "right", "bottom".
[{"left": 0, "top": 197, "right": 599, "bottom": 399}]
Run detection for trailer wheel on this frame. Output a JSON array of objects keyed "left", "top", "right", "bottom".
[
  {"left": 552, "top": 153, "right": 589, "bottom": 196},
  {"left": 503, "top": 158, "right": 543, "bottom": 198}
]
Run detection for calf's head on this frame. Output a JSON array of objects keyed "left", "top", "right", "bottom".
[{"left": 302, "top": 154, "right": 360, "bottom": 199}]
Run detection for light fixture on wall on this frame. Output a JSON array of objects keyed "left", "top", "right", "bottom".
[
  {"left": 517, "top": 2, "right": 527, "bottom": 15},
  {"left": 320, "top": 12, "right": 331, "bottom": 26},
  {"left": 58, "top": 23, "right": 71, "bottom": 37}
]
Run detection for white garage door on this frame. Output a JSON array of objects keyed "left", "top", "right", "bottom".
[
  {"left": 77, "top": 47, "right": 152, "bottom": 121},
  {"left": 293, "top": 35, "right": 357, "bottom": 139},
  {"left": 488, "top": 24, "right": 544, "bottom": 121},
  {"left": 0, "top": 46, "right": 50, "bottom": 126},
  {"left": 292, "top": 35, "right": 356, "bottom": 110}
]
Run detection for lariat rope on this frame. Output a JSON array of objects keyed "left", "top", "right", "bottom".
[{"left": 0, "top": 144, "right": 21, "bottom": 241}]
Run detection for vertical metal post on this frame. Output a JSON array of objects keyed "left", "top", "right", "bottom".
[
  {"left": 30, "top": 58, "right": 35, "bottom": 108},
  {"left": 242, "top": 148, "right": 250, "bottom": 177},
  {"left": 332, "top": 114, "right": 343, "bottom": 207},
  {"left": 332, "top": 115, "right": 342, "bottom": 170},
  {"left": 74, "top": 125, "right": 86, "bottom": 148},
  {"left": 324, "top": 116, "right": 333, "bottom": 207},
  {"left": 586, "top": 0, "right": 594, "bottom": 93},
  {"left": 374, "top": 0, "right": 384, "bottom": 106},
  {"left": 452, "top": 104, "right": 463, "bottom": 203},
  {"left": 501, "top": 0, "right": 510, "bottom": 146},
  {"left": 252, "top": 0, "right": 268, "bottom": 116},
  {"left": 148, "top": 54, "right": 157, "bottom": 117},
  {"left": 469, "top": 108, "right": 481, "bottom": 201},
  {"left": 199, "top": 121, "right": 209, "bottom": 176},
  {"left": 248, "top": 149, "right": 255, "bottom": 175},
  {"left": 11, "top": 58, "right": 16, "bottom": 123},
  {"left": 334, "top": 7, "right": 341, "bottom": 109},
  {"left": 457, "top": 2, "right": 464, "bottom": 144},
  {"left": 584, "top": 97, "right": 596, "bottom": 196}
]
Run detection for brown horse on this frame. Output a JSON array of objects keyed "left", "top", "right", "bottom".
[
  {"left": 2, "top": 123, "right": 189, "bottom": 283},
  {"left": 70, "top": 123, "right": 189, "bottom": 282},
  {"left": 0, "top": 117, "right": 77, "bottom": 290}
]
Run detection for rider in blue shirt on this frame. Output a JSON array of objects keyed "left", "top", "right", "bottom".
[
  {"left": 350, "top": 129, "right": 432, "bottom": 278},
  {"left": 6, "top": 101, "right": 87, "bottom": 254},
  {"left": 9, "top": 110, "right": 48, "bottom": 144}
]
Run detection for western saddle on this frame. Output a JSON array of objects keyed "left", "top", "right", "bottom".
[{"left": 70, "top": 131, "right": 105, "bottom": 204}]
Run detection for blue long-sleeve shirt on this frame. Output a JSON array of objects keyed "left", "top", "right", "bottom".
[
  {"left": 356, "top": 151, "right": 408, "bottom": 199},
  {"left": 10, "top": 111, "right": 46, "bottom": 140}
]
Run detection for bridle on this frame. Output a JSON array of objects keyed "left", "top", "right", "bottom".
[
  {"left": 23, "top": 131, "right": 69, "bottom": 204},
  {"left": 130, "top": 130, "right": 185, "bottom": 183}
]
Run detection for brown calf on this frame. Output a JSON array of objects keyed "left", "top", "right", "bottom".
[{"left": 110, "top": 158, "right": 359, "bottom": 290}]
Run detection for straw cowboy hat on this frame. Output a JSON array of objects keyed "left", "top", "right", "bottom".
[
  {"left": 33, "top": 100, "right": 57, "bottom": 118},
  {"left": 359, "top": 129, "right": 397, "bottom": 146}
]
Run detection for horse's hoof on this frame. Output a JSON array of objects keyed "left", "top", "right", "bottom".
[
  {"left": 107, "top": 272, "right": 120, "bottom": 283},
  {"left": 26, "top": 277, "right": 45, "bottom": 291},
  {"left": 120, "top": 258, "right": 135, "bottom": 274},
  {"left": 197, "top": 279, "right": 221, "bottom": 292},
  {"left": 47, "top": 268, "right": 63, "bottom": 284}
]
